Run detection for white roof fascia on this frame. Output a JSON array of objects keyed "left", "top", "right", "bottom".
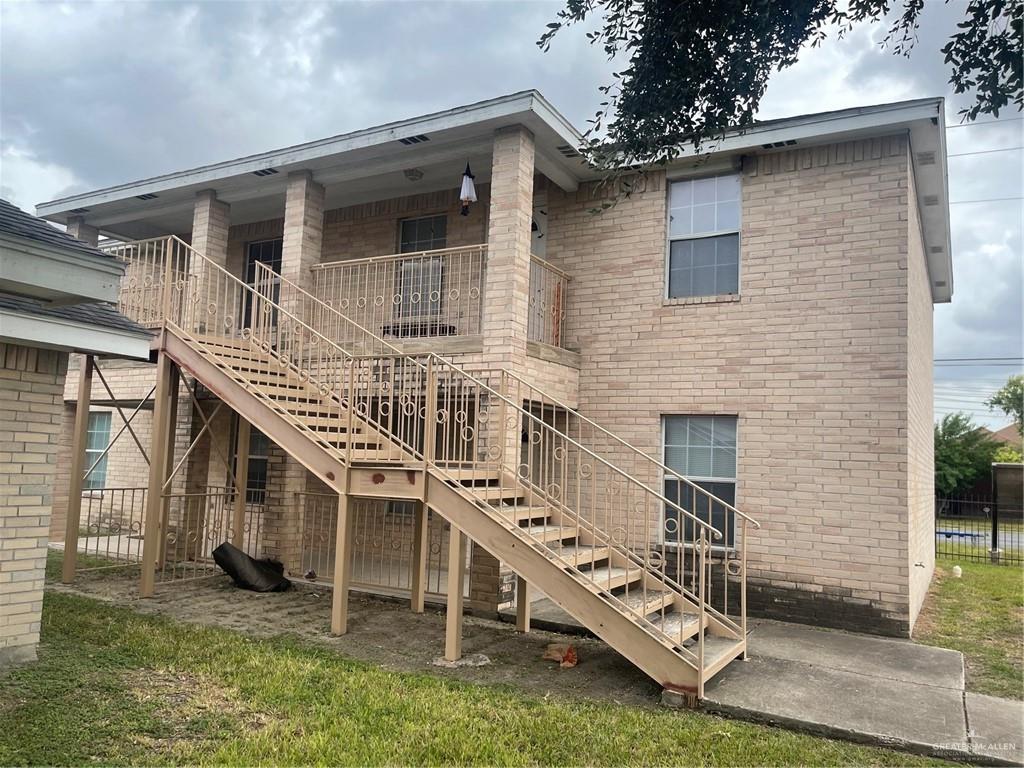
[
  {"left": 669, "top": 99, "right": 943, "bottom": 159},
  {"left": 37, "top": 90, "right": 584, "bottom": 218},
  {"left": 0, "top": 309, "right": 152, "bottom": 359},
  {"left": 0, "top": 235, "right": 126, "bottom": 305}
]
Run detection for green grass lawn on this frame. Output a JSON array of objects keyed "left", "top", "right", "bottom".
[
  {"left": 916, "top": 562, "right": 1024, "bottom": 699},
  {"left": 44, "top": 549, "right": 137, "bottom": 580},
  {"left": 0, "top": 592, "right": 949, "bottom": 767}
]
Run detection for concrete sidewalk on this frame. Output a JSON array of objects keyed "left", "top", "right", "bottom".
[{"left": 501, "top": 598, "right": 1023, "bottom": 765}]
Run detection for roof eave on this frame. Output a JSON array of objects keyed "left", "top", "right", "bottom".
[{"left": 36, "top": 89, "right": 585, "bottom": 222}]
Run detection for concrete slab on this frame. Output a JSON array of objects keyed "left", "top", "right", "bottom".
[
  {"left": 966, "top": 692, "right": 1024, "bottom": 766},
  {"left": 702, "top": 655, "right": 969, "bottom": 759},
  {"left": 746, "top": 619, "right": 966, "bottom": 690}
]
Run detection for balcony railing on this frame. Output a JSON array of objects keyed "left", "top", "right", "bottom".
[
  {"left": 109, "top": 238, "right": 572, "bottom": 350},
  {"left": 311, "top": 245, "right": 486, "bottom": 341},
  {"left": 528, "top": 256, "right": 569, "bottom": 348}
]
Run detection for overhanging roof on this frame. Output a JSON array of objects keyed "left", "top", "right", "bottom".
[
  {"left": 36, "top": 91, "right": 588, "bottom": 240},
  {"left": 37, "top": 92, "right": 952, "bottom": 302}
]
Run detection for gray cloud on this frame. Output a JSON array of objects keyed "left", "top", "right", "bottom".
[{"left": 1, "top": 0, "right": 1020, "bottom": 426}]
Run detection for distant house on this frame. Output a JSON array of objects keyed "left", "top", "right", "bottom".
[
  {"left": 990, "top": 424, "right": 1022, "bottom": 448},
  {"left": 0, "top": 199, "right": 150, "bottom": 665}
]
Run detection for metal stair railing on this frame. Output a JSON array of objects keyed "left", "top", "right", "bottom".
[{"left": 107, "top": 235, "right": 742, "bottom": 668}]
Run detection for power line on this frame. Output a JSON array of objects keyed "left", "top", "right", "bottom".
[
  {"left": 947, "top": 146, "right": 1023, "bottom": 158},
  {"left": 934, "top": 357, "right": 1023, "bottom": 362},
  {"left": 946, "top": 117, "right": 1024, "bottom": 128},
  {"left": 948, "top": 196, "right": 1024, "bottom": 205}
]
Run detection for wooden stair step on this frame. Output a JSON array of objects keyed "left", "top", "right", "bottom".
[
  {"left": 546, "top": 543, "right": 610, "bottom": 567},
  {"left": 522, "top": 524, "right": 576, "bottom": 543},
  {"left": 699, "top": 635, "right": 746, "bottom": 676},
  {"left": 460, "top": 485, "right": 530, "bottom": 502},
  {"left": 580, "top": 565, "right": 641, "bottom": 591},
  {"left": 493, "top": 505, "right": 550, "bottom": 523},
  {"left": 619, "top": 588, "right": 677, "bottom": 617},
  {"left": 648, "top": 610, "right": 703, "bottom": 644}
]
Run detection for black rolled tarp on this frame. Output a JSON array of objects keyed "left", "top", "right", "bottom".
[{"left": 212, "top": 541, "right": 291, "bottom": 592}]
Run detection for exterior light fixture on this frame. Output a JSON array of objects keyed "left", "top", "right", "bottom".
[
  {"left": 459, "top": 163, "right": 477, "bottom": 216},
  {"left": 404, "top": 168, "right": 424, "bottom": 182}
]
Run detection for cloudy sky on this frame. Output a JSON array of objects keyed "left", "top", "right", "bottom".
[{"left": 1, "top": 0, "right": 1021, "bottom": 429}]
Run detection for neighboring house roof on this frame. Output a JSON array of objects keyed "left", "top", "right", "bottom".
[
  {"left": 34, "top": 91, "right": 952, "bottom": 302},
  {"left": 992, "top": 424, "right": 1022, "bottom": 446},
  {"left": 0, "top": 294, "right": 148, "bottom": 337},
  {"left": 0, "top": 199, "right": 151, "bottom": 359},
  {"left": 0, "top": 198, "right": 113, "bottom": 261}
]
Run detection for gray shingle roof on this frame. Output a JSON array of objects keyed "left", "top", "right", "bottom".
[
  {"left": 0, "top": 198, "right": 111, "bottom": 259},
  {"left": 0, "top": 294, "right": 151, "bottom": 337}
]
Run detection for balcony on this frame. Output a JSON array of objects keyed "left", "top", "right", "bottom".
[
  {"left": 311, "top": 245, "right": 570, "bottom": 350},
  {"left": 109, "top": 238, "right": 573, "bottom": 356}
]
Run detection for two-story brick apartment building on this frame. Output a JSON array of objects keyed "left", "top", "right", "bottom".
[{"left": 40, "top": 91, "right": 950, "bottom": 695}]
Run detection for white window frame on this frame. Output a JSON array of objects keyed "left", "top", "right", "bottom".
[
  {"left": 664, "top": 172, "right": 742, "bottom": 300},
  {"left": 84, "top": 411, "right": 112, "bottom": 491},
  {"left": 398, "top": 214, "right": 447, "bottom": 253},
  {"left": 660, "top": 414, "right": 739, "bottom": 549}
]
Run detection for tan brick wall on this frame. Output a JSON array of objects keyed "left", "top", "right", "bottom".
[
  {"left": 0, "top": 343, "right": 68, "bottom": 663},
  {"left": 547, "top": 135, "right": 922, "bottom": 634},
  {"left": 906, "top": 157, "right": 935, "bottom": 630}
]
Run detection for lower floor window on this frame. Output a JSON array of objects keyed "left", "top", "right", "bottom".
[
  {"left": 232, "top": 418, "right": 269, "bottom": 505},
  {"left": 663, "top": 415, "right": 737, "bottom": 546},
  {"left": 84, "top": 411, "right": 111, "bottom": 490}
]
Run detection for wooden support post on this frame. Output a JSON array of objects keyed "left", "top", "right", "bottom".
[
  {"left": 515, "top": 576, "right": 531, "bottom": 633},
  {"left": 141, "top": 353, "right": 175, "bottom": 597},
  {"left": 232, "top": 417, "right": 251, "bottom": 547},
  {"left": 156, "top": 377, "right": 178, "bottom": 570},
  {"left": 330, "top": 491, "right": 353, "bottom": 635},
  {"left": 444, "top": 524, "right": 466, "bottom": 662},
  {"left": 61, "top": 355, "right": 94, "bottom": 583},
  {"left": 410, "top": 501, "right": 428, "bottom": 613}
]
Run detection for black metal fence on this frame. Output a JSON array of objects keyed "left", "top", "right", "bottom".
[{"left": 935, "top": 494, "right": 1022, "bottom": 566}]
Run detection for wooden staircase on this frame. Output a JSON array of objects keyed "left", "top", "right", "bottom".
[{"left": 111, "top": 234, "right": 755, "bottom": 698}]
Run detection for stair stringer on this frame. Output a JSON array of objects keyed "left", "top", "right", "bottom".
[
  {"left": 161, "top": 329, "right": 349, "bottom": 493},
  {"left": 160, "top": 326, "right": 705, "bottom": 693},
  {"left": 423, "top": 475, "right": 701, "bottom": 693}
]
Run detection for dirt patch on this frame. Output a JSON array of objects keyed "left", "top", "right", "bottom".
[
  {"left": 124, "top": 668, "right": 271, "bottom": 752},
  {"left": 51, "top": 569, "right": 664, "bottom": 709}
]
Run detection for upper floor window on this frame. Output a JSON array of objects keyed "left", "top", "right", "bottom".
[
  {"left": 396, "top": 215, "right": 447, "bottom": 321},
  {"left": 399, "top": 215, "right": 447, "bottom": 253},
  {"left": 84, "top": 411, "right": 111, "bottom": 490},
  {"left": 667, "top": 174, "right": 740, "bottom": 299}
]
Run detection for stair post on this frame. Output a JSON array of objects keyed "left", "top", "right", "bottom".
[
  {"left": 330, "top": 485, "right": 353, "bottom": 635},
  {"left": 61, "top": 354, "right": 93, "bottom": 583},
  {"left": 410, "top": 501, "right": 428, "bottom": 613},
  {"left": 232, "top": 417, "right": 251, "bottom": 548},
  {"left": 515, "top": 576, "right": 530, "bottom": 632},
  {"left": 140, "top": 352, "right": 176, "bottom": 597},
  {"left": 444, "top": 524, "right": 467, "bottom": 661}
]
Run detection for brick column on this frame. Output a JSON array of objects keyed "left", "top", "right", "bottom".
[
  {"left": 482, "top": 126, "right": 536, "bottom": 370},
  {"left": 191, "top": 190, "right": 230, "bottom": 264},
  {"left": 478, "top": 126, "right": 535, "bottom": 613},
  {"left": 480, "top": 126, "right": 535, "bottom": 479},
  {"left": 66, "top": 216, "right": 98, "bottom": 247},
  {"left": 281, "top": 171, "right": 325, "bottom": 292},
  {"left": 270, "top": 171, "right": 324, "bottom": 575},
  {"left": 0, "top": 343, "right": 69, "bottom": 664}
]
